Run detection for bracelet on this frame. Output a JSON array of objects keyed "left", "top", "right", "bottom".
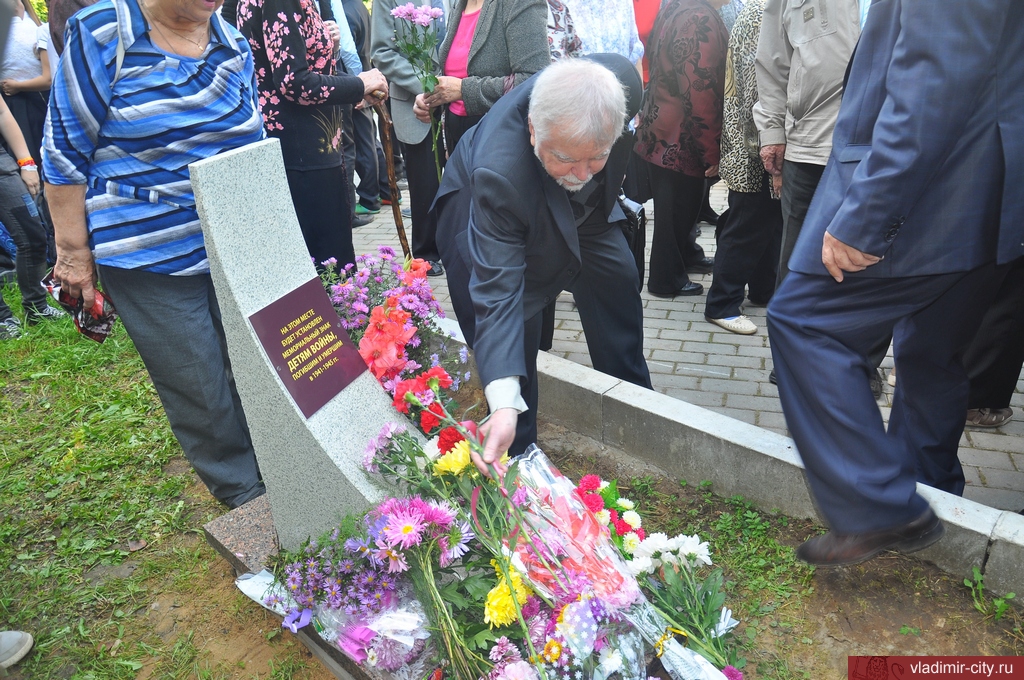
[
  {"left": 16, "top": 157, "right": 35, "bottom": 168},
  {"left": 20, "top": 165, "right": 37, "bottom": 172}
]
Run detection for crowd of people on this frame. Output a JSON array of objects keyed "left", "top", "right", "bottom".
[{"left": 0, "top": 1, "right": 1022, "bottom": 665}]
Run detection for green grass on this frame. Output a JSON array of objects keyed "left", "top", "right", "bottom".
[{"left": 0, "top": 285, "right": 322, "bottom": 678}]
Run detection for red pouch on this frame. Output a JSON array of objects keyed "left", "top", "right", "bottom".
[{"left": 42, "top": 270, "right": 118, "bottom": 343}]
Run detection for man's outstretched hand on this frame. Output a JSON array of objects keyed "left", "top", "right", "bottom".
[{"left": 473, "top": 408, "right": 516, "bottom": 478}]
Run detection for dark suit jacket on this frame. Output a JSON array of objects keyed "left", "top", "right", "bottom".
[
  {"left": 789, "top": 0, "right": 1024, "bottom": 278},
  {"left": 432, "top": 54, "right": 643, "bottom": 386}
]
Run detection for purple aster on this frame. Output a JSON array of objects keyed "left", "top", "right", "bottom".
[{"left": 440, "top": 521, "right": 474, "bottom": 567}]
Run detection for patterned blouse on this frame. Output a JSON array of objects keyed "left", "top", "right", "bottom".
[
  {"left": 43, "top": 0, "right": 265, "bottom": 275},
  {"left": 719, "top": 0, "right": 766, "bottom": 193},
  {"left": 238, "top": 0, "right": 364, "bottom": 170},
  {"left": 634, "top": 0, "right": 727, "bottom": 177},
  {"left": 546, "top": 0, "right": 582, "bottom": 61}
]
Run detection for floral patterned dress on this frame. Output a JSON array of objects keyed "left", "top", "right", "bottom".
[
  {"left": 634, "top": 0, "right": 727, "bottom": 178},
  {"left": 237, "top": 0, "right": 365, "bottom": 170}
]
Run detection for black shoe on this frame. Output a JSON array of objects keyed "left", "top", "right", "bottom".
[
  {"left": 768, "top": 369, "right": 777, "bottom": 385},
  {"left": 698, "top": 209, "right": 719, "bottom": 226},
  {"left": 25, "top": 304, "right": 68, "bottom": 325},
  {"left": 795, "top": 508, "right": 944, "bottom": 567},
  {"left": 686, "top": 257, "right": 715, "bottom": 275},
  {"left": 352, "top": 214, "right": 374, "bottom": 228},
  {"left": 648, "top": 281, "right": 703, "bottom": 298},
  {"left": 426, "top": 260, "right": 445, "bottom": 277}
]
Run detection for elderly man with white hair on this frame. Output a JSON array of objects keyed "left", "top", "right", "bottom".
[{"left": 432, "top": 55, "right": 652, "bottom": 472}]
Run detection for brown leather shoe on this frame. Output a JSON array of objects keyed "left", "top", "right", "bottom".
[
  {"left": 795, "top": 508, "right": 944, "bottom": 566},
  {"left": 965, "top": 407, "right": 1013, "bottom": 428}
]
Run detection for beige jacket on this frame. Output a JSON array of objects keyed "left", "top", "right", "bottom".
[{"left": 752, "top": 0, "right": 860, "bottom": 165}]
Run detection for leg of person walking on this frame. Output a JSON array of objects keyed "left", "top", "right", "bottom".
[
  {"left": 705, "top": 177, "right": 782, "bottom": 325},
  {"left": 647, "top": 163, "right": 704, "bottom": 296}
]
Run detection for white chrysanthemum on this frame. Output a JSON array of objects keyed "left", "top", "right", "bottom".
[
  {"left": 674, "top": 534, "right": 712, "bottom": 568},
  {"left": 621, "top": 531, "right": 641, "bottom": 554},
  {"left": 626, "top": 554, "right": 653, "bottom": 575},
  {"left": 634, "top": 532, "right": 670, "bottom": 558},
  {"left": 616, "top": 497, "right": 635, "bottom": 510},
  {"left": 598, "top": 648, "right": 623, "bottom": 676},
  {"left": 594, "top": 509, "right": 611, "bottom": 526},
  {"left": 621, "top": 510, "right": 641, "bottom": 529}
]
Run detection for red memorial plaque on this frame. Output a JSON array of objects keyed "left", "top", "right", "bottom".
[{"left": 249, "top": 277, "right": 367, "bottom": 418}]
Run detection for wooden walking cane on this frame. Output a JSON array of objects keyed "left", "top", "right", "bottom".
[{"left": 372, "top": 99, "right": 412, "bottom": 260}]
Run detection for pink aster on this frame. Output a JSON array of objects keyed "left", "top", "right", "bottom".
[{"left": 382, "top": 507, "right": 425, "bottom": 549}]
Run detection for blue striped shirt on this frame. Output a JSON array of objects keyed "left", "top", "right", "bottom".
[{"left": 43, "top": 0, "right": 266, "bottom": 275}]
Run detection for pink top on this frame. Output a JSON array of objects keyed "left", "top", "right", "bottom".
[{"left": 443, "top": 8, "right": 480, "bottom": 116}]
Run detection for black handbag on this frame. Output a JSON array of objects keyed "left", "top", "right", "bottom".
[{"left": 617, "top": 195, "right": 647, "bottom": 283}]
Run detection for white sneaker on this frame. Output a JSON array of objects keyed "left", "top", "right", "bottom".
[
  {"left": 706, "top": 315, "right": 757, "bottom": 335},
  {"left": 0, "top": 630, "right": 33, "bottom": 669}
]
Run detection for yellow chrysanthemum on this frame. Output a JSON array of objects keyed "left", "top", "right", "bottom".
[
  {"left": 484, "top": 562, "right": 532, "bottom": 628},
  {"left": 433, "top": 439, "right": 472, "bottom": 476},
  {"left": 542, "top": 639, "right": 562, "bottom": 663}
]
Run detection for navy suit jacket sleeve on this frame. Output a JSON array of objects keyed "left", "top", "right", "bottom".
[
  {"left": 466, "top": 166, "right": 532, "bottom": 386},
  {"left": 826, "top": 0, "right": 1012, "bottom": 256}
]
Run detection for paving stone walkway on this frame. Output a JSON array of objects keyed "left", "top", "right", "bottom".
[{"left": 351, "top": 183, "right": 1024, "bottom": 513}]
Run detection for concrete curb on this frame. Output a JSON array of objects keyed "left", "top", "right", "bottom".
[{"left": 536, "top": 352, "right": 1023, "bottom": 596}]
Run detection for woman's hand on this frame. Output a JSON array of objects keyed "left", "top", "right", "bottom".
[
  {"left": 422, "top": 76, "right": 463, "bottom": 108},
  {"left": 19, "top": 167, "right": 39, "bottom": 196},
  {"left": 323, "top": 20, "right": 342, "bottom": 53},
  {"left": 413, "top": 93, "right": 432, "bottom": 123},
  {"left": 356, "top": 69, "right": 388, "bottom": 109},
  {"left": 1, "top": 80, "right": 20, "bottom": 96}
]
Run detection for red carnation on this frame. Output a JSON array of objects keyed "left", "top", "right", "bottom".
[
  {"left": 581, "top": 493, "right": 605, "bottom": 513},
  {"left": 577, "top": 474, "right": 601, "bottom": 494},
  {"left": 424, "top": 365, "right": 453, "bottom": 390},
  {"left": 437, "top": 426, "right": 465, "bottom": 455},
  {"left": 635, "top": 527, "right": 645, "bottom": 541},
  {"left": 613, "top": 519, "right": 631, "bottom": 536},
  {"left": 608, "top": 509, "right": 619, "bottom": 523}
]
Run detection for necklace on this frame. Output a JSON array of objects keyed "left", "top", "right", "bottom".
[{"left": 141, "top": 1, "right": 209, "bottom": 52}]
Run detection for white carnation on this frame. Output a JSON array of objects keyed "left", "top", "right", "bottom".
[
  {"left": 595, "top": 509, "right": 611, "bottom": 526},
  {"left": 622, "top": 510, "right": 642, "bottom": 529},
  {"left": 621, "top": 531, "right": 641, "bottom": 554},
  {"left": 616, "top": 497, "right": 635, "bottom": 510}
]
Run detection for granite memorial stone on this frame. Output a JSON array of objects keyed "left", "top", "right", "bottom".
[{"left": 190, "top": 139, "right": 395, "bottom": 551}]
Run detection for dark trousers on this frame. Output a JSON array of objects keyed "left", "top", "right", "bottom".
[
  {"left": 767, "top": 264, "right": 1002, "bottom": 532},
  {"left": 647, "top": 164, "right": 706, "bottom": 294},
  {"left": 777, "top": 160, "right": 824, "bottom": 287},
  {"left": 0, "top": 171, "right": 48, "bottom": 321},
  {"left": 286, "top": 165, "right": 354, "bottom": 269},
  {"left": 440, "top": 204, "right": 652, "bottom": 456},
  {"left": 353, "top": 108, "right": 393, "bottom": 209},
  {"left": 403, "top": 132, "right": 442, "bottom": 262},
  {"left": 442, "top": 110, "right": 483, "bottom": 160},
  {"left": 97, "top": 265, "right": 264, "bottom": 508},
  {"left": 964, "top": 257, "right": 1024, "bottom": 409},
  {"left": 777, "top": 160, "right": 890, "bottom": 369},
  {"left": 704, "top": 177, "right": 783, "bottom": 319}
]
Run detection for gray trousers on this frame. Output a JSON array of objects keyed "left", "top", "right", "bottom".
[{"left": 98, "top": 265, "right": 264, "bottom": 508}]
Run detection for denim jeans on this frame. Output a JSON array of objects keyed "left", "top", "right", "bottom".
[
  {"left": 0, "top": 171, "right": 48, "bottom": 322},
  {"left": 97, "top": 265, "right": 264, "bottom": 507}
]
